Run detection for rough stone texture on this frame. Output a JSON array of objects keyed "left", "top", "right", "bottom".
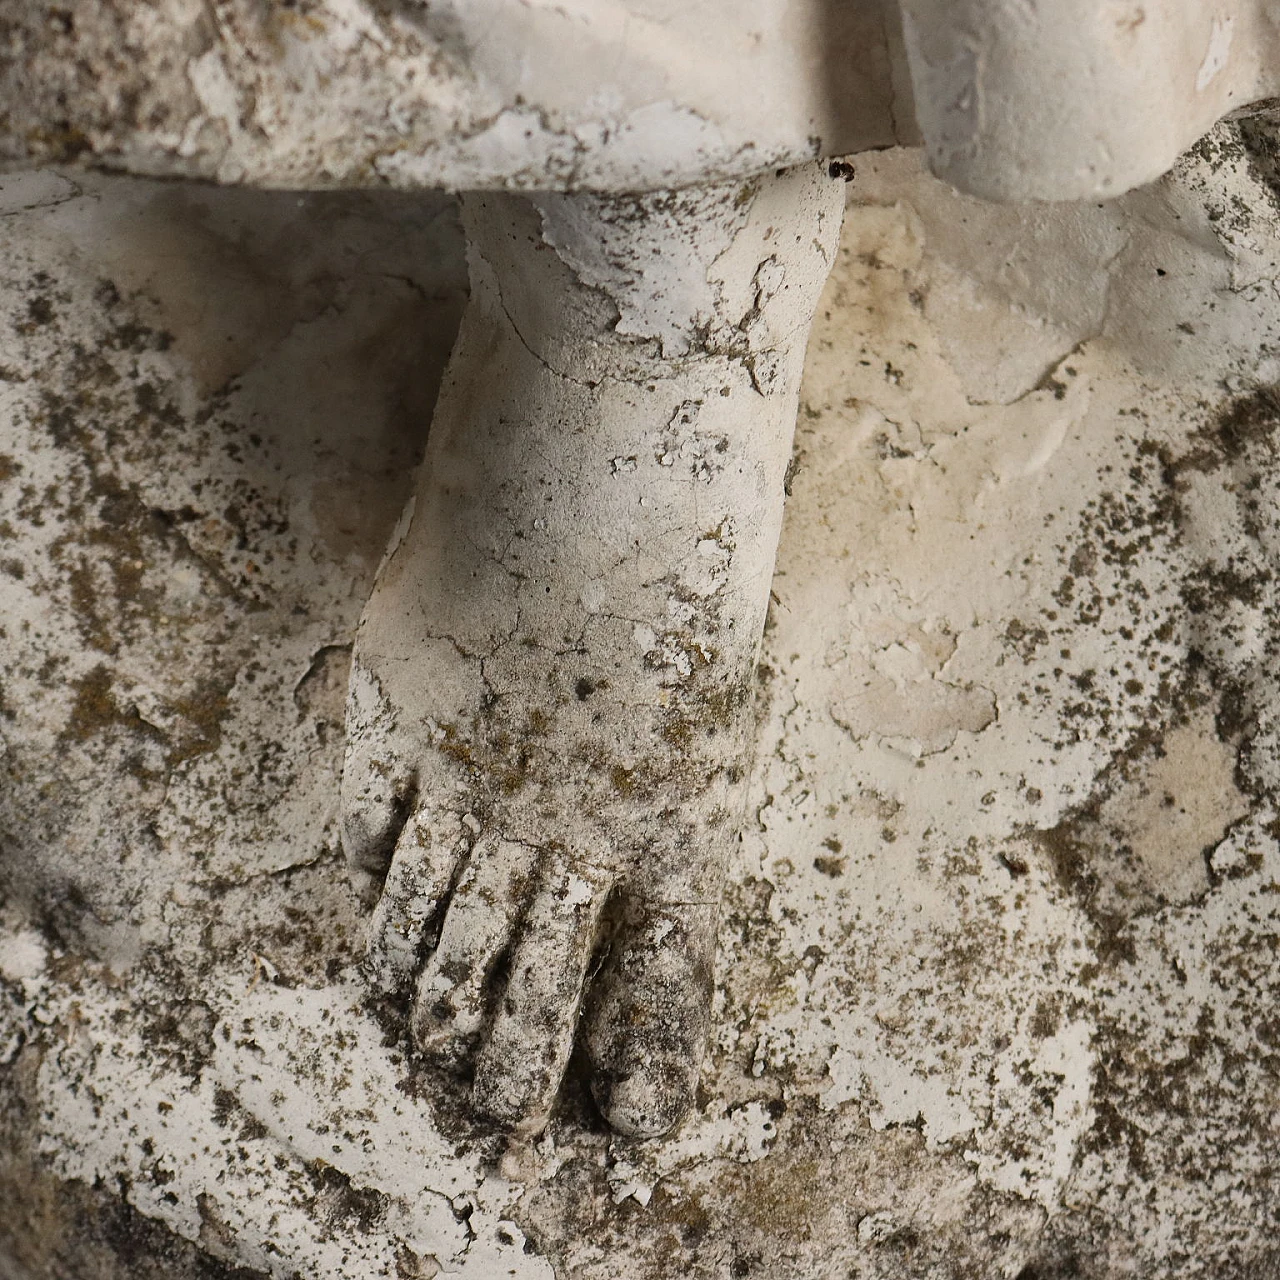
[
  {"left": 0, "top": 0, "right": 910, "bottom": 195},
  {"left": 6, "top": 118, "right": 1280, "bottom": 1275},
  {"left": 5, "top": 1, "right": 1280, "bottom": 201},
  {"left": 341, "top": 166, "right": 848, "bottom": 1140}
]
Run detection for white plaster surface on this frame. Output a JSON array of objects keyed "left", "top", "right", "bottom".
[
  {"left": 0, "top": 0, "right": 908, "bottom": 195},
  {"left": 7, "top": 0, "right": 1280, "bottom": 201},
  {"left": 4, "top": 122, "right": 1280, "bottom": 1276}
]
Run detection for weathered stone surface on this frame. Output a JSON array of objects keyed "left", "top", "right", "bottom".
[
  {"left": 341, "top": 166, "right": 850, "bottom": 1139},
  {"left": 0, "top": 0, "right": 907, "bottom": 194},
  {"left": 901, "top": 0, "right": 1280, "bottom": 200},
  {"left": 5, "top": 117, "right": 1280, "bottom": 1276},
  {"left": 4, "top": 2, "right": 1280, "bottom": 201}
]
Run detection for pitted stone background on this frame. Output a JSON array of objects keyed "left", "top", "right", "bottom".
[{"left": 3, "top": 121, "right": 1280, "bottom": 1278}]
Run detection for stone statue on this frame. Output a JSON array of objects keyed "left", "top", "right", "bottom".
[
  {"left": 341, "top": 169, "right": 847, "bottom": 1139},
  {"left": 2, "top": 0, "right": 1278, "bottom": 1145}
]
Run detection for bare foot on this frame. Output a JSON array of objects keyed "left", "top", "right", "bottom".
[{"left": 341, "top": 165, "right": 844, "bottom": 1137}]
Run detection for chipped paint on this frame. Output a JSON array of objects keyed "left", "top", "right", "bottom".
[{"left": 5, "top": 118, "right": 1280, "bottom": 1276}]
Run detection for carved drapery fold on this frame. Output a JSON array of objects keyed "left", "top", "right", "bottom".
[
  {"left": 1, "top": 1, "right": 1277, "bottom": 200},
  {"left": 902, "top": 0, "right": 1280, "bottom": 200}
]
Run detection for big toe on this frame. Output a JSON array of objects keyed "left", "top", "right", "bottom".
[
  {"left": 592, "top": 1056, "right": 699, "bottom": 1139},
  {"left": 584, "top": 902, "right": 717, "bottom": 1138}
]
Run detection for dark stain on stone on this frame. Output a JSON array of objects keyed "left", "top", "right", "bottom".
[
  {"left": 0, "top": 1107, "right": 268, "bottom": 1280},
  {"left": 306, "top": 1162, "right": 388, "bottom": 1233},
  {"left": 62, "top": 663, "right": 154, "bottom": 745},
  {"left": 1029, "top": 996, "right": 1061, "bottom": 1040},
  {"left": 1029, "top": 807, "right": 1137, "bottom": 967}
]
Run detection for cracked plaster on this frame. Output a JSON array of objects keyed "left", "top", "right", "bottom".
[
  {"left": 4, "top": 118, "right": 1280, "bottom": 1276},
  {"left": 11, "top": 1, "right": 1280, "bottom": 205}
]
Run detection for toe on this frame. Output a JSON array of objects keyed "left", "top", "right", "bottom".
[
  {"left": 583, "top": 901, "right": 718, "bottom": 1138},
  {"left": 340, "top": 753, "right": 410, "bottom": 887},
  {"left": 412, "top": 836, "right": 539, "bottom": 1069},
  {"left": 472, "top": 853, "right": 614, "bottom": 1133},
  {"left": 340, "top": 659, "right": 412, "bottom": 884},
  {"left": 364, "top": 807, "right": 471, "bottom": 993}
]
